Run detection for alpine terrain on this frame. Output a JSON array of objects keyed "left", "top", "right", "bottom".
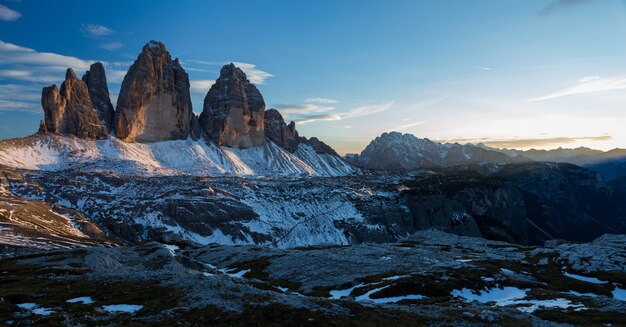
[{"left": 1, "top": 40, "right": 625, "bottom": 326}]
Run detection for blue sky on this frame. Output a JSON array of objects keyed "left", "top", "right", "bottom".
[{"left": 2, "top": 0, "right": 626, "bottom": 154}]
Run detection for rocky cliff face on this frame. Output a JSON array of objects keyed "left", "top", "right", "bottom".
[
  {"left": 40, "top": 68, "right": 108, "bottom": 139},
  {"left": 264, "top": 109, "right": 299, "bottom": 152},
  {"left": 114, "top": 41, "right": 194, "bottom": 142},
  {"left": 199, "top": 63, "right": 265, "bottom": 148},
  {"left": 82, "top": 62, "right": 114, "bottom": 132}
]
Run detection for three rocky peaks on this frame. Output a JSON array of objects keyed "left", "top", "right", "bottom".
[{"left": 39, "top": 40, "right": 336, "bottom": 155}]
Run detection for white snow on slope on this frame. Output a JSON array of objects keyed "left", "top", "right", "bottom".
[{"left": 0, "top": 135, "right": 354, "bottom": 177}]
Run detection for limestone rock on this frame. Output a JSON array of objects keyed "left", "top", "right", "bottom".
[
  {"left": 40, "top": 68, "right": 108, "bottom": 139},
  {"left": 264, "top": 109, "right": 299, "bottom": 152},
  {"left": 114, "top": 41, "right": 193, "bottom": 142},
  {"left": 299, "top": 137, "right": 339, "bottom": 156},
  {"left": 199, "top": 63, "right": 265, "bottom": 148},
  {"left": 82, "top": 62, "right": 114, "bottom": 131}
]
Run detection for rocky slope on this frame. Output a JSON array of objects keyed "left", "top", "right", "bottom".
[
  {"left": 199, "top": 63, "right": 266, "bottom": 148},
  {"left": 1, "top": 232, "right": 625, "bottom": 325},
  {"left": 1, "top": 159, "right": 623, "bottom": 248},
  {"left": 114, "top": 41, "right": 194, "bottom": 142},
  {"left": 351, "top": 132, "right": 525, "bottom": 171},
  {"left": 0, "top": 134, "right": 353, "bottom": 177},
  {"left": 40, "top": 68, "right": 108, "bottom": 140}
]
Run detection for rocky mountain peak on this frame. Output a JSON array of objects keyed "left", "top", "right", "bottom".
[
  {"left": 114, "top": 40, "right": 194, "bottom": 142},
  {"left": 40, "top": 67, "right": 108, "bottom": 139},
  {"left": 65, "top": 67, "right": 78, "bottom": 80},
  {"left": 358, "top": 131, "right": 520, "bottom": 170},
  {"left": 264, "top": 109, "right": 299, "bottom": 152},
  {"left": 199, "top": 63, "right": 266, "bottom": 148},
  {"left": 82, "top": 62, "right": 114, "bottom": 131}
]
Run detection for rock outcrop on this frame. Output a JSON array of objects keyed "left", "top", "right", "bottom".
[
  {"left": 114, "top": 41, "right": 193, "bottom": 142},
  {"left": 299, "top": 137, "right": 339, "bottom": 156},
  {"left": 264, "top": 109, "right": 299, "bottom": 152},
  {"left": 40, "top": 68, "right": 108, "bottom": 139},
  {"left": 199, "top": 63, "right": 265, "bottom": 148},
  {"left": 82, "top": 62, "right": 114, "bottom": 132}
]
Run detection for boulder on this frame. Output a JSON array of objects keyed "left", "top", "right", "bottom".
[
  {"left": 40, "top": 68, "right": 107, "bottom": 139},
  {"left": 114, "top": 41, "right": 193, "bottom": 142},
  {"left": 199, "top": 63, "right": 265, "bottom": 148}
]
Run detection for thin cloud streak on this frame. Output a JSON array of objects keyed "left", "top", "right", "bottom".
[
  {"left": 81, "top": 23, "right": 114, "bottom": 37},
  {"left": 305, "top": 97, "right": 338, "bottom": 104},
  {"left": 393, "top": 120, "right": 428, "bottom": 132},
  {"left": 445, "top": 135, "right": 612, "bottom": 149},
  {"left": 98, "top": 42, "right": 124, "bottom": 51},
  {"left": 529, "top": 76, "right": 626, "bottom": 101},
  {"left": 297, "top": 101, "right": 394, "bottom": 124}
]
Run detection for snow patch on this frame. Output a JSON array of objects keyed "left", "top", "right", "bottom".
[
  {"left": 67, "top": 296, "right": 95, "bottom": 304},
  {"left": 563, "top": 272, "right": 607, "bottom": 284},
  {"left": 102, "top": 304, "right": 143, "bottom": 313}
]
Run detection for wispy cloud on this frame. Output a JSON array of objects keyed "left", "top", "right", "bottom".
[
  {"left": 0, "top": 39, "right": 128, "bottom": 113},
  {"left": 529, "top": 75, "right": 626, "bottom": 101},
  {"left": 0, "top": 4, "right": 20, "bottom": 21},
  {"left": 297, "top": 114, "right": 342, "bottom": 124},
  {"left": 98, "top": 41, "right": 124, "bottom": 51},
  {"left": 446, "top": 135, "right": 612, "bottom": 149},
  {"left": 296, "top": 101, "right": 394, "bottom": 124},
  {"left": 232, "top": 62, "right": 273, "bottom": 84},
  {"left": 539, "top": 0, "right": 598, "bottom": 16},
  {"left": 190, "top": 79, "right": 215, "bottom": 94},
  {"left": 184, "top": 60, "right": 273, "bottom": 84},
  {"left": 81, "top": 23, "right": 114, "bottom": 37},
  {"left": 392, "top": 120, "right": 428, "bottom": 132},
  {"left": 305, "top": 97, "right": 338, "bottom": 104},
  {"left": 274, "top": 103, "right": 335, "bottom": 116},
  {"left": 475, "top": 66, "right": 492, "bottom": 71}
]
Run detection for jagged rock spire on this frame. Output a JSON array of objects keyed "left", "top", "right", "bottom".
[
  {"left": 40, "top": 68, "right": 108, "bottom": 139},
  {"left": 114, "top": 40, "right": 194, "bottom": 142},
  {"left": 199, "top": 63, "right": 266, "bottom": 148},
  {"left": 82, "top": 62, "right": 114, "bottom": 131}
]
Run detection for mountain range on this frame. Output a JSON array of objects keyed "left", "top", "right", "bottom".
[
  {"left": 1, "top": 40, "right": 626, "bottom": 325},
  {"left": 347, "top": 131, "right": 626, "bottom": 180}
]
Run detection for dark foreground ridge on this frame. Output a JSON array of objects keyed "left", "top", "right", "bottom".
[{"left": 1, "top": 231, "right": 625, "bottom": 325}]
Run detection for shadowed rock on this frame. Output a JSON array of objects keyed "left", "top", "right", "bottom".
[
  {"left": 40, "top": 68, "right": 108, "bottom": 139},
  {"left": 199, "top": 63, "right": 265, "bottom": 148},
  {"left": 114, "top": 41, "right": 193, "bottom": 142},
  {"left": 264, "top": 109, "right": 299, "bottom": 152},
  {"left": 82, "top": 62, "right": 114, "bottom": 132}
]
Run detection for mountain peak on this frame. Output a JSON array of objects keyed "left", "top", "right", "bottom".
[{"left": 199, "top": 63, "right": 266, "bottom": 148}]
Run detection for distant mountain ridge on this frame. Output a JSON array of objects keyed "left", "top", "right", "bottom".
[
  {"left": 348, "top": 131, "right": 626, "bottom": 179},
  {"left": 347, "top": 131, "right": 527, "bottom": 170},
  {"left": 498, "top": 146, "right": 626, "bottom": 180}
]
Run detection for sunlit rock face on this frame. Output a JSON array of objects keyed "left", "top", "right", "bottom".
[
  {"left": 114, "top": 41, "right": 193, "bottom": 142},
  {"left": 199, "top": 63, "right": 266, "bottom": 148},
  {"left": 82, "top": 62, "right": 114, "bottom": 132},
  {"left": 40, "top": 68, "right": 108, "bottom": 139}
]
